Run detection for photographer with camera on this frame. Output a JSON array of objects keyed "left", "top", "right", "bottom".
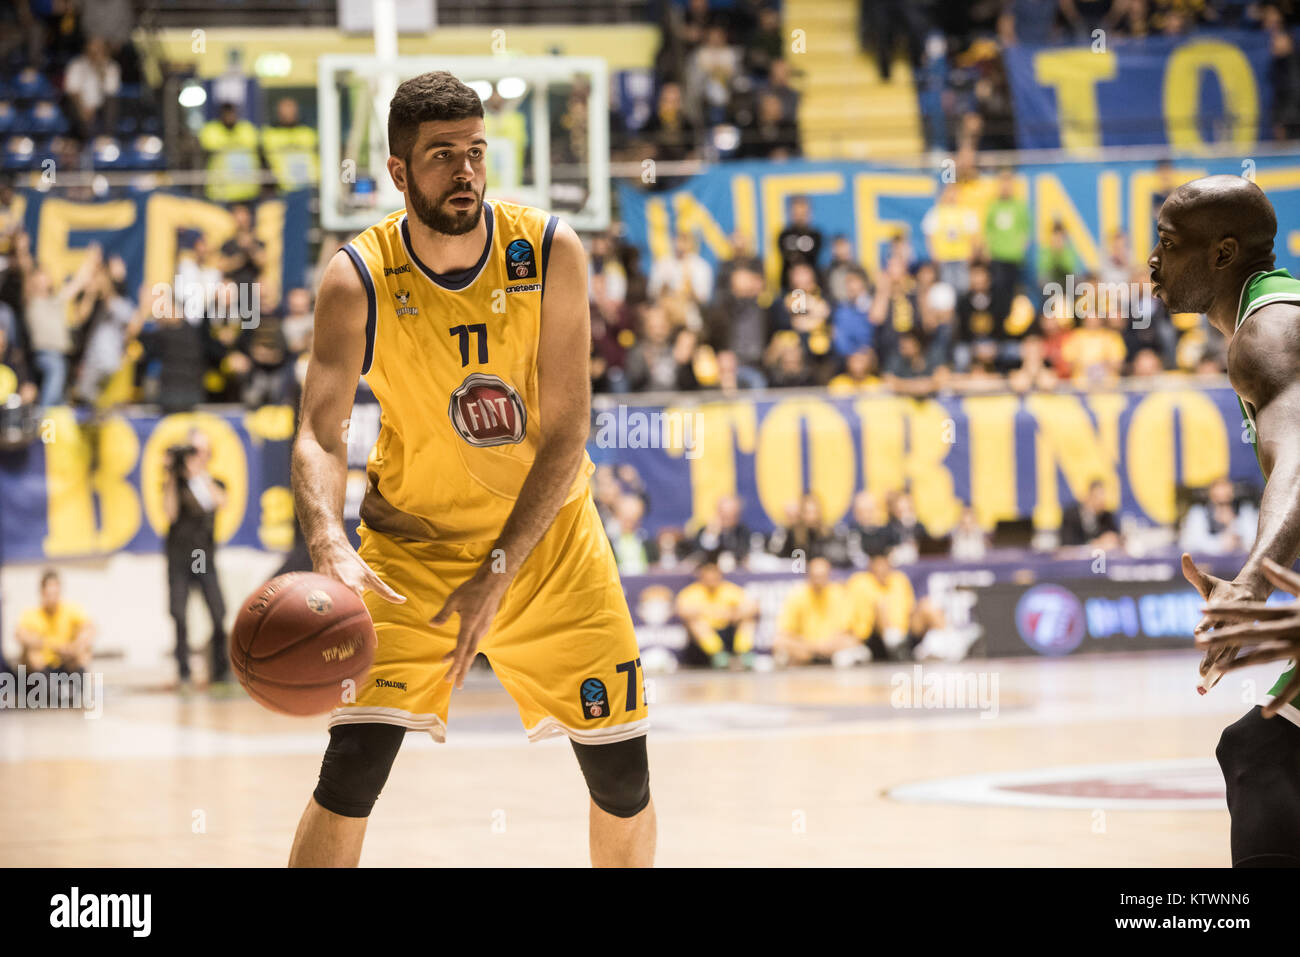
[{"left": 162, "top": 427, "right": 231, "bottom": 689}]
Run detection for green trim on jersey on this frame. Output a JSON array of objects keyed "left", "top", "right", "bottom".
[{"left": 1233, "top": 269, "right": 1300, "bottom": 703}]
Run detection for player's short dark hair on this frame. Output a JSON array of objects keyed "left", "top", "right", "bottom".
[
  {"left": 40, "top": 569, "right": 59, "bottom": 588},
  {"left": 387, "top": 71, "right": 484, "bottom": 161}
]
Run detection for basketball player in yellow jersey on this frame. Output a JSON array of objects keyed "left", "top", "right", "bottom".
[{"left": 287, "top": 72, "right": 654, "bottom": 867}]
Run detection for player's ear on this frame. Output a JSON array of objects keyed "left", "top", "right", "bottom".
[
  {"left": 387, "top": 155, "right": 406, "bottom": 192},
  {"left": 1214, "top": 236, "right": 1239, "bottom": 269}
]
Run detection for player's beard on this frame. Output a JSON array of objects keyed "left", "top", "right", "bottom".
[
  {"left": 1161, "top": 273, "right": 1215, "bottom": 314},
  {"left": 408, "top": 177, "right": 484, "bottom": 236}
]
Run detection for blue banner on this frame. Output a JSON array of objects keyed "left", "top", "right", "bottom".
[
  {"left": 616, "top": 155, "right": 1300, "bottom": 290},
  {"left": 1003, "top": 31, "right": 1274, "bottom": 151},
  {"left": 0, "top": 384, "right": 1262, "bottom": 561},
  {"left": 12, "top": 188, "right": 312, "bottom": 314}
]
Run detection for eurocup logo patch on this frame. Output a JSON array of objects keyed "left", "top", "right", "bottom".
[
  {"left": 448, "top": 372, "right": 527, "bottom": 447},
  {"left": 506, "top": 239, "right": 537, "bottom": 279},
  {"left": 580, "top": 678, "right": 610, "bottom": 719}
]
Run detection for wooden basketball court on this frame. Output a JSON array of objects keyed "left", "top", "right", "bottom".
[{"left": 0, "top": 650, "right": 1246, "bottom": 866}]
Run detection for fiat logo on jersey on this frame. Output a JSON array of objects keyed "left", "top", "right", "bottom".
[{"left": 448, "top": 373, "right": 528, "bottom": 447}]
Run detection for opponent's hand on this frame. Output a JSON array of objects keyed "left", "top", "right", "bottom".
[
  {"left": 431, "top": 568, "right": 509, "bottom": 690},
  {"left": 1183, "top": 553, "right": 1255, "bottom": 695},
  {"left": 312, "top": 537, "right": 406, "bottom": 604},
  {"left": 1198, "top": 557, "right": 1300, "bottom": 716}
]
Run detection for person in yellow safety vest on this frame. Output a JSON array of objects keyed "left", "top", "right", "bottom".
[
  {"left": 199, "top": 101, "right": 263, "bottom": 204},
  {"left": 261, "top": 96, "right": 319, "bottom": 190}
]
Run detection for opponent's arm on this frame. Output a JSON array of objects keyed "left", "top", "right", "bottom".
[
  {"left": 433, "top": 221, "right": 592, "bottom": 687},
  {"left": 292, "top": 250, "right": 403, "bottom": 603}
]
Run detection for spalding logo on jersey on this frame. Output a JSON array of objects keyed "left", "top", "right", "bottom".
[
  {"left": 506, "top": 239, "right": 537, "bottom": 279},
  {"left": 448, "top": 372, "right": 528, "bottom": 447}
]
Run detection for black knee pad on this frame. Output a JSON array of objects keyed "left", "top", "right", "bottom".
[
  {"left": 571, "top": 735, "right": 651, "bottom": 818},
  {"left": 313, "top": 722, "right": 406, "bottom": 818}
]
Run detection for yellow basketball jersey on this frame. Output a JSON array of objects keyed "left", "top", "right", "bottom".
[{"left": 343, "top": 200, "right": 593, "bottom": 543}]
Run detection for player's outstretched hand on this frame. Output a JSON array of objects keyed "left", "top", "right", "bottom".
[
  {"left": 1183, "top": 553, "right": 1252, "bottom": 696},
  {"left": 432, "top": 569, "right": 508, "bottom": 690},
  {"left": 313, "top": 539, "right": 406, "bottom": 604},
  {"left": 1199, "top": 557, "right": 1300, "bottom": 717}
]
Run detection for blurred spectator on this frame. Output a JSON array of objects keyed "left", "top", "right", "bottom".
[
  {"left": 64, "top": 35, "right": 119, "bottom": 140},
  {"left": 649, "top": 527, "right": 690, "bottom": 571},
  {"left": 79, "top": 0, "right": 137, "bottom": 77},
  {"left": 824, "top": 235, "right": 860, "bottom": 305},
  {"left": 743, "top": 5, "right": 785, "bottom": 79},
  {"left": 136, "top": 289, "right": 220, "bottom": 414},
  {"left": 14, "top": 570, "right": 93, "bottom": 674},
  {"left": 1007, "top": 334, "right": 1060, "bottom": 392},
  {"left": 691, "top": 494, "right": 759, "bottom": 570},
  {"left": 762, "top": 58, "right": 801, "bottom": 124},
  {"left": 881, "top": 331, "right": 939, "bottom": 395},
  {"left": 763, "top": 330, "right": 816, "bottom": 386},
  {"left": 1265, "top": 4, "right": 1300, "bottom": 139},
  {"left": 714, "top": 231, "right": 763, "bottom": 292},
  {"left": 0, "top": 309, "right": 36, "bottom": 406},
  {"left": 609, "top": 494, "right": 652, "bottom": 574},
  {"left": 831, "top": 268, "right": 875, "bottom": 359},
  {"left": 590, "top": 272, "right": 637, "bottom": 393},
  {"left": 922, "top": 185, "right": 982, "bottom": 294},
  {"left": 861, "top": 0, "right": 927, "bottom": 80},
  {"left": 1180, "top": 477, "right": 1258, "bottom": 555},
  {"left": 228, "top": 311, "right": 292, "bottom": 408},
  {"left": 950, "top": 505, "right": 988, "bottom": 561},
  {"left": 176, "top": 236, "right": 222, "bottom": 325},
  {"left": 740, "top": 90, "right": 800, "bottom": 159},
  {"left": 279, "top": 287, "right": 314, "bottom": 355},
  {"left": 70, "top": 252, "right": 135, "bottom": 406},
  {"left": 261, "top": 96, "right": 319, "bottom": 191},
  {"left": 589, "top": 233, "right": 629, "bottom": 305},
  {"left": 984, "top": 169, "right": 1030, "bottom": 312},
  {"left": 643, "top": 81, "right": 699, "bottom": 168},
  {"left": 199, "top": 101, "right": 263, "bottom": 204},
  {"left": 885, "top": 490, "right": 922, "bottom": 564},
  {"left": 848, "top": 552, "right": 918, "bottom": 662},
  {"left": 17, "top": 232, "right": 97, "bottom": 407},
  {"left": 686, "top": 24, "right": 740, "bottom": 125},
  {"left": 827, "top": 347, "right": 881, "bottom": 393},
  {"left": 220, "top": 204, "right": 267, "bottom": 289},
  {"left": 767, "top": 492, "right": 846, "bottom": 564},
  {"left": 1038, "top": 222, "right": 1081, "bottom": 291},
  {"left": 842, "top": 490, "right": 899, "bottom": 568},
  {"left": 624, "top": 303, "right": 695, "bottom": 392},
  {"left": 920, "top": 280, "right": 957, "bottom": 375},
  {"left": 870, "top": 253, "right": 919, "bottom": 362},
  {"left": 776, "top": 196, "right": 823, "bottom": 291},
  {"left": 707, "top": 264, "right": 769, "bottom": 384},
  {"left": 674, "top": 562, "right": 760, "bottom": 668},
  {"left": 955, "top": 261, "right": 1000, "bottom": 372},
  {"left": 773, "top": 557, "right": 864, "bottom": 667},
  {"left": 1062, "top": 308, "right": 1126, "bottom": 384},
  {"left": 647, "top": 232, "right": 713, "bottom": 320},
  {"left": 771, "top": 263, "right": 834, "bottom": 379},
  {"left": 1060, "top": 478, "right": 1122, "bottom": 549}
]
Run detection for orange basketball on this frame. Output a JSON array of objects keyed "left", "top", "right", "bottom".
[{"left": 230, "top": 573, "right": 377, "bottom": 716}]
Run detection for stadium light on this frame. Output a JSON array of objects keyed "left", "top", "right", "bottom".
[{"left": 178, "top": 83, "right": 207, "bottom": 108}]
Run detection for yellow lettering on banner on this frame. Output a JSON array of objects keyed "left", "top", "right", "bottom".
[
  {"left": 1126, "top": 389, "right": 1228, "bottom": 524},
  {"left": 905, "top": 399, "right": 961, "bottom": 535},
  {"left": 140, "top": 412, "right": 248, "bottom": 542},
  {"left": 669, "top": 401, "right": 756, "bottom": 532},
  {"left": 645, "top": 196, "right": 671, "bottom": 268},
  {"left": 1025, "top": 393, "right": 1124, "bottom": 528},
  {"left": 1032, "top": 48, "right": 1117, "bottom": 151},
  {"left": 35, "top": 198, "right": 136, "bottom": 291},
  {"left": 1035, "top": 174, "right": 1100, "bottom": 273},
  {"left": 755, "top": 397, "right": 855, "bottom": 528},
  {"left": 143, "top": 193, "right": 235, "bottom": 293},
  {"left": 242, "top": 405, "right": 296, "bottom": 442},
  {"left": 1129, "top": 167, "right": 1205, "bottom": 262},
  {"left": 730, "top": 174, "right": 759, "bottom": 250},
  {"left": 760, "top": 172, "right": 845, "bottom": 290},
  {"left": 42, "top": 410, "right": 142, "bottom": 556},
  {"left": 852, "top": 173, "right": 935, "bottom": 278},
  {"left": 259, "top": 486, "right": 295, "bottom": 550},
  {"left": 1098, "top": 171, "right": 1123, "bottom": 255},
  {"left": 856, "top": 394, "right": 909, "bottom": 499},
  {"left": 254, "top": 197, "right": 285, "bottom": 311},
  {"left": 1164, "top": 41, "right": 1258, "bottom": 151},
  {"left": 962, "top": 394, "right": 1022, "bottom": 529},
  {"left": 671, "top": 191, "right": 732, "bottom": 262}
]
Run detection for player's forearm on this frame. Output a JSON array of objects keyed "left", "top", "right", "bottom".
[
  {"left": 291, "top": 432, "right": 351, "bottom": 559},
  {"left": 1235, "top": 452, "right": 1300, "bottom": 597},
  {"left": 485, "top": 434, "right": 587, "bottom": 582}
]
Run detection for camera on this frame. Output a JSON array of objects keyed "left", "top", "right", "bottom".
[{"left": 167, "top": 443, "right": 197, "bottom": 477}]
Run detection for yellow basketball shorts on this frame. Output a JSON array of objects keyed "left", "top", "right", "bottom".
[{"left": 329, "top": 491, "right": 649, "bottom": 744}]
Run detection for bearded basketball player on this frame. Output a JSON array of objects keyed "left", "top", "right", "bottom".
[
  {"left": 1150, "top": 174, "right": 1300, "bottom": 866},
  {"left": 287, "top": 72, "right": 654, "bottom": 867}
]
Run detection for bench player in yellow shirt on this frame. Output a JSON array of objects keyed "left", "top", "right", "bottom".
[
  {"left": 674, "top": 562, "right": 760, "bottom": 668},
  {"left": 287, "top": 72, "right": 653, "bottom": 867},
  {"left": 772, "top": 557, "right": 863, "bottom": 667},
  {"left": 14, "top": 570, "right": 94, "bottom": 672}
]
